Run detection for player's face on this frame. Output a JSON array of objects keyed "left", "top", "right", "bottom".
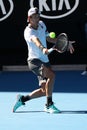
[{"left": 30, "top": 14, "right": 40, "bottom": 29}]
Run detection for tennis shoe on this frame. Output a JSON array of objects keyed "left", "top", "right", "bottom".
[
  {"left": 13, "top": 94, "right": 25, "bottom": 112},
  {"left": 44, "top": 104, "right": 60, "bottom": 114}
]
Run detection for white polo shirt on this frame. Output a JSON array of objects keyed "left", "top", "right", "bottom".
[{"left": 24, "top": 20, "right": 49, "bottom": 63}]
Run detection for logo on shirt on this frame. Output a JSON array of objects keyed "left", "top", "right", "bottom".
[
  {"left": 0, "top": 0, "right": 14, "bottom": 21},
  {"left": 30, "top": 0, "right": 79, "bottom": 19}
]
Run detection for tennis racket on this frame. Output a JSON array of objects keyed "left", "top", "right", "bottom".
[{"left": 48, "top": 33, "right": 69, "bottom": 54}]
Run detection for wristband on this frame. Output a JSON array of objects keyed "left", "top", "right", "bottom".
[{"left": 48, "top": 48, "right": 54, "bottom": 53}]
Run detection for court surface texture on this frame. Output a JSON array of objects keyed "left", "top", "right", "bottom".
[{"left": 0, "top": 70, "right": 87, "bottom": 130}]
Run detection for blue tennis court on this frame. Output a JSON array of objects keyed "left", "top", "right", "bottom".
[{"left": 0, "top": 70, "right": 87, "bottom": 130}]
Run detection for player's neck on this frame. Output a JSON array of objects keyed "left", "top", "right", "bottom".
[{"left": 29, "top": 23, "right": 38, "bottom": 30}]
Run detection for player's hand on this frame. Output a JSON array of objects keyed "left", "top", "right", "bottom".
[
  {"left": 68, "top": 41, "right": 75, "bottom": 54},
  {"left": 43, "top": 48, "right": 49, "bottom": 55}
]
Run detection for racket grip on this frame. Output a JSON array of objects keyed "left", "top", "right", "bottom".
[{"left": 48, "top": 48, "right": 54, "bottom": 54}]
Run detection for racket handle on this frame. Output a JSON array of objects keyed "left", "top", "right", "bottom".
[{"left": 48, "top": 48, "right": 54, "bottom": 54}]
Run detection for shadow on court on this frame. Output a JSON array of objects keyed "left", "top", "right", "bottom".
[{"left": 15, "top": 110, "right": 87, "bottom": 114}]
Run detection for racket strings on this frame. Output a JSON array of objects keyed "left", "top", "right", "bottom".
[{"left": 55, "top": 35, "right": 68, "bottom": 52}]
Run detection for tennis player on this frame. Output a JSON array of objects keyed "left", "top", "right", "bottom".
[{"left": 13, "top": 7, "right": 75, "bottom": 113}]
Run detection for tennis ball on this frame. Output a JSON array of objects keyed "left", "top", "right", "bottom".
[{"left": 49, "top": 32, "right": 56, "bottom": 38}]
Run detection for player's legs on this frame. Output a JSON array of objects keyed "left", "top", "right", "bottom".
[
  {"left": 13, "top": 59, "right": 60, "bottom": 113},
  {"left": 12, "top": 59, "right": 47, "bottom": 112},
  {"left": 26, "top": 59, "right": 55, "bottom": 100},
  {"left": 23, "top": 65, "right": 55, "bottom": 101},
  {"left": 28, "top": 65, "right": 60, "bottom": 113}
]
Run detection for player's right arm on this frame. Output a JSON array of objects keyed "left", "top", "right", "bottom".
[{"left": 31, "top": 36, "right": 48, "bottom": 54}]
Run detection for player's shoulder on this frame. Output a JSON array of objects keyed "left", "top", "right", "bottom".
[
  {"left": 39, "top": 20, "right": 45, "bottom": 25},
  {"left": 39, "top": 20, "right": 46, "bottom": 28},
  {"left": 24, "top": 24, "right": 32, "bottom": 32},
  {"left": 39, "top": 20, "right": 44, "bottom": 24},
  {"left": 24, "top": 26, "right": 28, "bottom": 33}
]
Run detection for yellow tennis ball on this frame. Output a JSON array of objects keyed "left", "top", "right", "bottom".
[{"left": 49, "top": 32, "right": 56, "bottom": 38}]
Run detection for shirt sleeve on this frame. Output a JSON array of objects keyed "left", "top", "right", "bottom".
[
  {"left": 24, "top": 27, "right": 37, "bottom": 42},
  {"left": 39, "top": 21, "right": 49, "bottom": 37}
]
